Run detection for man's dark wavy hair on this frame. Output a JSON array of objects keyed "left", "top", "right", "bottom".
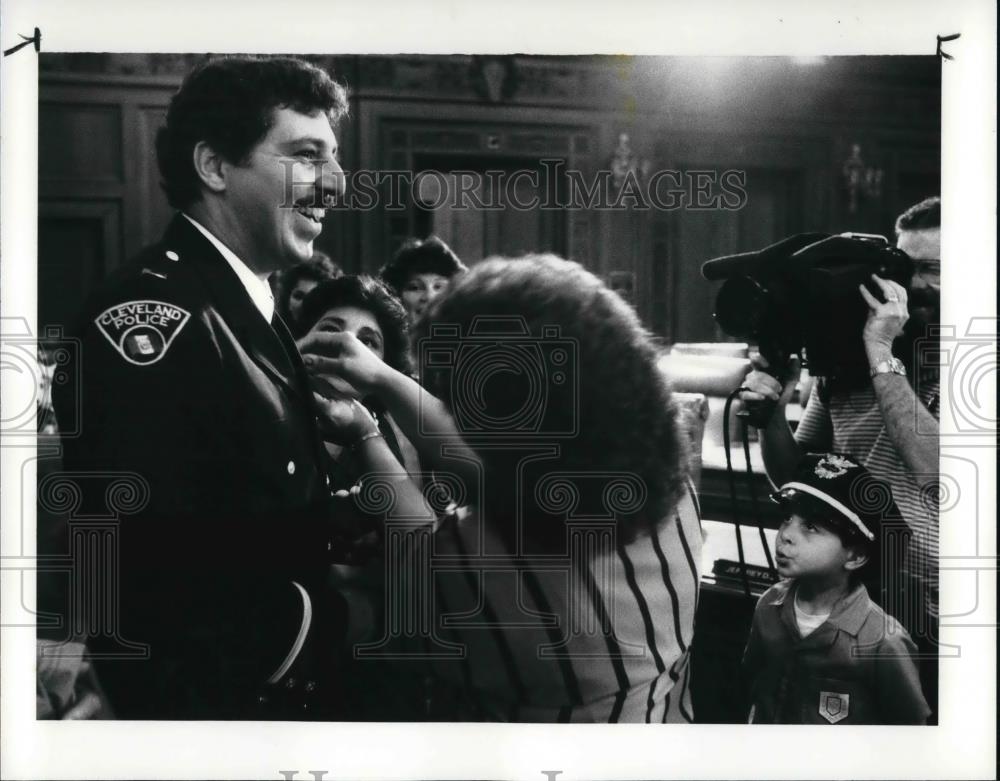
[
  {"left": 895, "top": 196, "right": 940, "bottom": 234},
  {"left": 156, "top": 55, "right": 349, "bottom": 209},
  {"left": 378, "top": 236, "right": 467, "bottom": 296},
  {"left": 299, "top": 275, "right": 412, "bottom": 375},
  {"left": 416, "top": 254, "right": 688, "bottom": 551}
]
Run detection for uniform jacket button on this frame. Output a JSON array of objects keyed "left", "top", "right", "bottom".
[{"left": 287, "top": 460, "right": 296, "bottom": 475}]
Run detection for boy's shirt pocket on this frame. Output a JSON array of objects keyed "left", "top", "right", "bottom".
[{"left": 796, "top": 676, "right": 877, "bottom": 724}]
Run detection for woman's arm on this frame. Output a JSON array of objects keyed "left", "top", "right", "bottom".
[
  {"left": 313, "top": 394, "right": 437, "bottom": 527},
  {"left": 300, "top": 331, "right": 482, "bottom": 491}
]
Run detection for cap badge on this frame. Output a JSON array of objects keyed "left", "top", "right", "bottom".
[
  {"left": 814, "top": 454, "right": 857, "bottom": 480},
  {"left": 95, "top": 300, "right": 191, "bottom": 366}
]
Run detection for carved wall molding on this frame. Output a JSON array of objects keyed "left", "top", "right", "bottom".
[{"left": 40, "top": 54, "right": 941, "bottom": 130}]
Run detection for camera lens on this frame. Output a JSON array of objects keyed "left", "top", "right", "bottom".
[{"left": 714, "top": 276, "right": 767, "bottom": 338}]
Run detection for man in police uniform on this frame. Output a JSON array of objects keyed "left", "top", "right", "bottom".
[{"left": 55, "top": 56, "right": 350, "bottom": 718}]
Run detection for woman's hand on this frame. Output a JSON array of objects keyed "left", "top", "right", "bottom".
[
  {"left": 298, "top": 330, "right": 389, "bottom": 400},
  {"left": 312, "top": 393, "right": 379, "bottom": 446}
]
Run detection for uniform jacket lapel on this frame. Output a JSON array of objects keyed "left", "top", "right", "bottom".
[
  {"left": 270, "top": 311, "right": 331, "bottom": 467},
  {"left": 165, "top": 215, "right": 300, "bottom": 398}
]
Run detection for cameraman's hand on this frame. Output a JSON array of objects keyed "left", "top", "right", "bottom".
[
  {"left": 298, "top": 331, "right": 388, "bottom": 400},
  {"left": 860, "top": 274, "right": 909, "bottom": 360},
  {"left": 740, "top": 353, "right": 800, "bottom": 409}
]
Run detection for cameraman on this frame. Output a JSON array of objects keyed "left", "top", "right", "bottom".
[{"left": 740, "top": 196, "right": 941, "bottom": 718}]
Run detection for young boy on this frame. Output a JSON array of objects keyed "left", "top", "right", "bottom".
[{"left": 742, "top": 453, "right": 930, "bottom": 724}]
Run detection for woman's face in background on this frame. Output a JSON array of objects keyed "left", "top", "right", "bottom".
[
  {"left": 400, "top": 272, "right": 450, "bottom": 322},
  {"left": 288, "top": 278, "right": 319, "bottom": 325},
  {"left": 308, "top": 305, "right": 385, "bottom": 362}
]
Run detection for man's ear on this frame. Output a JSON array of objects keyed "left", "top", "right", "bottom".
[
  {"left": 192, "top": 141, "right": 227, "bottom": 194},
  {"left": 843, "top": 545, "right": 870, "bottom": 572}
]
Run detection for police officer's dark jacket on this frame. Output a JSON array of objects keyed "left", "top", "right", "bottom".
[{"left": 55, "top": 214, "right": 340, "bottom": 718}]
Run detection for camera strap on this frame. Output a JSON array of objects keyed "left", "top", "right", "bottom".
[
  {"left": 722, "top": 387, "right": 778, "bottom": 601},
  {"left": 722, "top": 389, "right": 752, "bottom": 601}
]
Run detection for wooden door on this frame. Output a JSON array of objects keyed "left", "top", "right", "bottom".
[
  {"left": 411, "top": 157, "right": 566, "bottom": 264},
  {"left": 38, "top": 75, "right": 176, "bottom": 340},
  {"left": 354, "top": 102, "right": 599, "bottom": 274}
]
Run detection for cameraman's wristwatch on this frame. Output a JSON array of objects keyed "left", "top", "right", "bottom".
[{"left": 870, "top": 356, "right": 906, "bottom": 378}]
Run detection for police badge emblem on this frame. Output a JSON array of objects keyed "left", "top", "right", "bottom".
[
  {"left": 818, "top": 690, "right": 850, "bottom": 723},
  {"left": 95, "top": 300, "right": 191, "bottom": 366}
]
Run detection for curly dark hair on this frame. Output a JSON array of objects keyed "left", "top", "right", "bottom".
[
  {"left": 415, "top": 254, "right": 687, "bottom": 551},
  {"left": 299, "top": 275, "right": 412, "bottom": 375},
  {"left": 275, "top": 250, "right": 342, "bottom": 332},
  {"left": 156, "top": 55, "right": 349, "bottom": 209},
  {"left": 895, "top": 196, "right": 940, "bottom": 234},
  {"left": 378, "top": 235, "right": 467, "bottom": 296}
]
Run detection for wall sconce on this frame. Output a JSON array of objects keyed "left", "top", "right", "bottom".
[
  {"left": 842, "top": 143, "right": 883, "bottom": 214},
  {"left": 472, "top": 56, "right": 518, "bottom": 103},
  {"left": 610, "top": 132, "right": 651, "bottom": 191}
]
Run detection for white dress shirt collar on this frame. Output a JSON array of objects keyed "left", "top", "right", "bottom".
[{"left": 183, "top": 213, "right": 274, "bottom": 323}]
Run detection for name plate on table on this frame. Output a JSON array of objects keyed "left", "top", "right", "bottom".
[{"left": 711, "top": 559, "right": 779, "bottom": 590}]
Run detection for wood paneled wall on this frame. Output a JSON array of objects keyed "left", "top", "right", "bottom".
[{"left": 38, "top": 55, "right": 941, "bottom": 344}]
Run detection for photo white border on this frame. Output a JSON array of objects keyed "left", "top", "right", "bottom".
[{"left": 2, "top": 0, "right": 995, "bottom": 778}]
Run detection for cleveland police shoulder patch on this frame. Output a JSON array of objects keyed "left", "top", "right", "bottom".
[{"left": 95, "top": 300, "right": 191, "bottom": 365}]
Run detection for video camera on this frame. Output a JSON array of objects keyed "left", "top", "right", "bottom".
[{"left": 701, "top": 232, "right": 913, "bottom": 386}]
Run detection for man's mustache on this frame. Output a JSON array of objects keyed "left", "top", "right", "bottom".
[
  {"left": 293, "top": 189, "right": 339, "bottom": 209},
  {"left": 908, "top": 288, "right": 939, "bottom": 309},
  {"left": 901, "top": 288, "right": 940, "bottom": 345}
]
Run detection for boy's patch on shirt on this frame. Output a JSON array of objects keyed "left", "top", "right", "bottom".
[{"left": 819, "top": 690, "right": 850, "bottom": 723}]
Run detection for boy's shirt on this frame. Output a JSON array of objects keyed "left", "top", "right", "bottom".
[{"left": 742, "top": 580, "right": 930, "bottom": 725}]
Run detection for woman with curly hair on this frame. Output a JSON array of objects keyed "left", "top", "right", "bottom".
[
  {"left": 296, "top": 275, "right": 437, "bottom": 719},
  {"left": 378, "top": 235, "right": 467, "bottom": 326},
  {"left": 300, "top": 274, "right": 412, "bottom": 376},
  {"left": 302, "top": 254, "right": 702, "bottom": 722},
  {"left": 297, "top": 275, "right": 420, "bottom": 494}
]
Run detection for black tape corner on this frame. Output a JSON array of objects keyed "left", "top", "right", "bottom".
[
  {"left": 3, "top": 27, "right": 41, "bottom": 58},
  {"left": 936, "top": 33, "right": 960, "bottom": 61}
]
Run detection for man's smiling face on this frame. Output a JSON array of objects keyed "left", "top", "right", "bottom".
[{"left": 222, "top": 107, "right": 344, "bottom": 273}]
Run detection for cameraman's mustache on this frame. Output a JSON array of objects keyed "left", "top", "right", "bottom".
[{"left": 908, "top": 288, "right": 939, "bottom": 308}]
